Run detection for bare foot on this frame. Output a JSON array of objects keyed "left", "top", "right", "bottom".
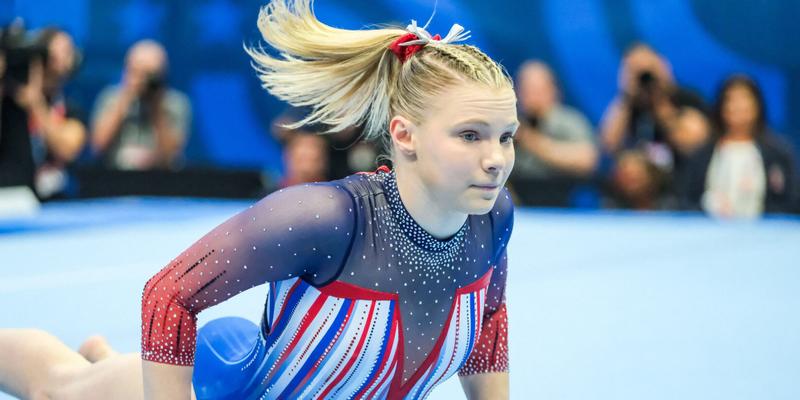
[{"left": 78, "top": 335, "right": 119, "bottom": 363}]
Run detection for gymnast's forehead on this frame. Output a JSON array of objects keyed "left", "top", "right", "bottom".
[{"left": 421, "top": 83, "right": 517, "bottom": 128}]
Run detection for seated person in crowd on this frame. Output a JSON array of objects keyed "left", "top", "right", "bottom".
[
  {"left": 668, "top": 106, "right": 711, "bottom": 159},
  {"left": 0, "top": 26, "right": 86, "bottom": 199},
  {"left": 509, "top": 61, "right": 598, "bottom": 206},
  {"left": 605, "top": 149, "right": 670, "bottom": 210},
  {"left": 91, "top": 39, "right": 191, "bottom": 170},
  {"left": 682, "top": 75, "right": 798, "bottom": 217}
]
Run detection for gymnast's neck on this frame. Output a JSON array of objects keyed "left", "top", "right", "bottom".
[{"left": 393, "top": 166, "right": 468, "bottom": 240}]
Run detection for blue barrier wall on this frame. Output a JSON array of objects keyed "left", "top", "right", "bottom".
[{"left": 3, "top": 0, "right": 799, "bottom": 174}]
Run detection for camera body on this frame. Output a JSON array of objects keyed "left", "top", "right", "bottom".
[
  {"left": 143, "top": 73, "right": 165, "bottom": 98},
  {"left": 627, "top": 69, "right": 666, "bottom": 119},
  {"left": 637, "top": 71, "right": 657, "bottom": 94},
  {"left": 0, "top": 21, "right": 49, "bottom": 89}
]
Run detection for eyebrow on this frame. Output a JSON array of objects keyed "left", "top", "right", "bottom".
[{"left": 453, "top": 119, "right": 519, "bottom": 131}]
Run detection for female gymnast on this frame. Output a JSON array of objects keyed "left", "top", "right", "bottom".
[{"left": 0, "top": 0, "right": 518, "bottom": 398}]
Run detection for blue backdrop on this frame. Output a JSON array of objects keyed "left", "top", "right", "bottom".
[{"left": 4, "top": 0, "right": 799, "bottom": 175}]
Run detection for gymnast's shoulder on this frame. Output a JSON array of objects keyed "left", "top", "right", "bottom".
[{"left": 490, "top": 187, "right": 514, "bottom": 226}]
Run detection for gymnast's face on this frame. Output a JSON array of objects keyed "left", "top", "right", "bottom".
[{"left": 402, "top": 82, "right": 518, "bottom": 215}]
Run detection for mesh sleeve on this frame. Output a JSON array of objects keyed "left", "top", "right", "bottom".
[{"left": 141, "top": 183, "right": 355, "bottom": 365}]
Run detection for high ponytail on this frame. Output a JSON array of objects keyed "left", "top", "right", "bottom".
[
  {"left": 245, "top": 0, "right": 404, "bottom": 140},
  {"left": 246, "top": 0, "right": 512, "bottom": 146}
]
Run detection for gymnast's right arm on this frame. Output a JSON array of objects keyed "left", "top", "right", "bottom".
[{"left": 140, "top": 184, "right": 355, "bottom": 399}]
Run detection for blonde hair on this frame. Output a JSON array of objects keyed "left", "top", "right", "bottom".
[{"left": 246, "top": 0, "right": 512, "bottom": 151}]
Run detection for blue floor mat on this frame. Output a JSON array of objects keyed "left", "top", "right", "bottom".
[{"left": 1, "top": 199, "right": 798, "bottom": 399}]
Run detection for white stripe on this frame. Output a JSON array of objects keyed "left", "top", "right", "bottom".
[
  {"left": 362, "top": 323, "right": 400, "bottom": 398},
  {"left": 329, "top": 299, "right": 393, "bottom": 399},
  {"left": 258, "top": 287, "right": 322, "bottom": 391},
  {"left": 302, "top": 300, "right": 373, "bottom": 398},
  {"left": 268, "top": 296, "right": 345, "bottom": 394},
  {"left": 420, "top": 292, "right": 476, "bottom": 398}
]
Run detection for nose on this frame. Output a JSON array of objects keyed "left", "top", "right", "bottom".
[{"left": 481, "top": 142, "right": 505, "bottom": 176}]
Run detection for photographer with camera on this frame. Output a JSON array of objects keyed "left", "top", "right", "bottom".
[
  {"left": 91, "top": 39, "right": 191, "bottom": 170},
  {"left": 599, "top": 43, "right": 710, "bottom": 209},
  {"left": 600, "top": 44, "right": 709, "bottom": 157},
  {"left": 1, "top": 28, "right": 36, "bottom": 192},
  {"left": 1, "top": 24, "right": 86, "bottom": 199},
  {"left": 509, "top": 61, "right": 598, "bottom": 206}
]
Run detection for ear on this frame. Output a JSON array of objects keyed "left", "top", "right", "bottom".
[{"left": 389, "top": 115, "right": 417, "bottom": 157}]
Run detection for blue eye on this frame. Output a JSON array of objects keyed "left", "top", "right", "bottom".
[
  {"left": 500, "top": 133, "right": 514, "bottom": 144},
  {"left": 460, "top": 132, "right": 479, "bottom": 142}
]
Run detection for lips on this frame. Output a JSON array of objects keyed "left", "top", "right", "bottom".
[{"left": 472, "top": 184, "right": 499, "bottom": 190}]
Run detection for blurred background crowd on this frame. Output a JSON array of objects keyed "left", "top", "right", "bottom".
[{"left": 1, "top": 0, "right": 798, "bottom": 218}]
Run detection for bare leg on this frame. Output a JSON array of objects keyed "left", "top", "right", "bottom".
[
  {"left": 0, "top": 329, "right": 144, "bottom": 400},
  {"left": 48, "top": 353, "right": 144, "bottom": 400},
  {"left": 78, "top": 335, "right": 119, "bottom": 363},
  {"left": 0, "top": 328, "right": 90, "bottom": 399}
]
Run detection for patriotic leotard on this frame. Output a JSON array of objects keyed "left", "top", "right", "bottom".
[{"left": 141, "top": 168, "right": 513, "bottom": 399}]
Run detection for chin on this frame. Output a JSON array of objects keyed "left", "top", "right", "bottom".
[{"left": 461, "top": 196, "right": 498, "bottom": 215}]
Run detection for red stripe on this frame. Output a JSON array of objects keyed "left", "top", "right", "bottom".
[
  {"left": 431, "top": 289, "right": 484, "bottom": 394},
  {"left": 369, "top": 356, "right": 399, "bottom": 399},
  {"left": 318, "top": 301, "right": 378, "bottom": 398},
  {"left": 356, "top": 312, "right": 399, "bottom": 399},
  {"left": 293, "top": 299, "right": 356, "bottom": 393},
  {"left": 320, "top": 280, "right": 397, "bottom": 301},
  {"left": 366, "top": 317, "right": 402, "bottom": 398},
  {"left": 392, "top": 300, "right": 452, "bottom": 397},
  {"left": 459, "top": 268, "right": 493, "bottom": 293},
  {"left": 265, "top": 292, "right": 328, "bottom": 382},
  {"left": 314, "top": 304, "right": 362, "bottom": 397},
  {"left": 392, "top": 270, "right": 493, "bottom": 397},
  {"left": 296, "top": 303, "right": 336, "bottom": 361},
  {"left": 356, "top": 166, "right": 391, "bottom": 176}
]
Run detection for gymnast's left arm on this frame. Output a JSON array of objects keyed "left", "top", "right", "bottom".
[
  {"left": 458, "top": 192, "right": 513, "bottom": 399},
  {"left": 457, "top": 249, "right": 510, "bottom": 399},
  {"left": 459, "top": 371, "right": 509, "bottom": 400}
]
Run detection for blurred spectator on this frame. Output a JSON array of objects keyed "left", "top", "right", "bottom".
[
  {"left": 668, "top": 106, "right": 711, "bottom": 201},
  {"left": 599, "top": 43, "right": 709, "bottom": 170},
  {"left": 273, "top": 106, "right": 381, "bottom": 180},
  {"left": 91, "top": 39, "right": 191, "bottom": 170},
  {"left": 328, "top": 127, "right": 381, "bottom": 179},
  {"left": 509, "top": 61, "right": 598, "bottom": 206},
  {"left": 669, "top": 107, "right": 711, "bottom": 159},
  {"left": 605, "top": 149, "right": 669, "bottom": 210},
  {"left": 0, "top": 24, "right": 86, "bottom": 199},
  {"left": 279, "top": 131, "right": 328, "bottom": 187},
  {"left": 683, "top": 75, "right": 798, "bottom": 217},
  {"left": 1, "top": 25, "right": 36, "bottom": 190}
]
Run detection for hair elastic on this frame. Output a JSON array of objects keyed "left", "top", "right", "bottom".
[{"left": 388, "top": 20, "right": 471, "bottom": 63}]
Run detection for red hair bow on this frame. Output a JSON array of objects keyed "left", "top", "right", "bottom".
[{"left": 389, "top": 33, "right": 441, "bottom": 63}]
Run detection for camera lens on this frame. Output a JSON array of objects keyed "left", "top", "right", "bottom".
[
  {"left": 144, "top": 74, "right": 164, "bottom": 94},
  {"left": 638, "top": 71, "right": 656, "bottom": 89}
]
